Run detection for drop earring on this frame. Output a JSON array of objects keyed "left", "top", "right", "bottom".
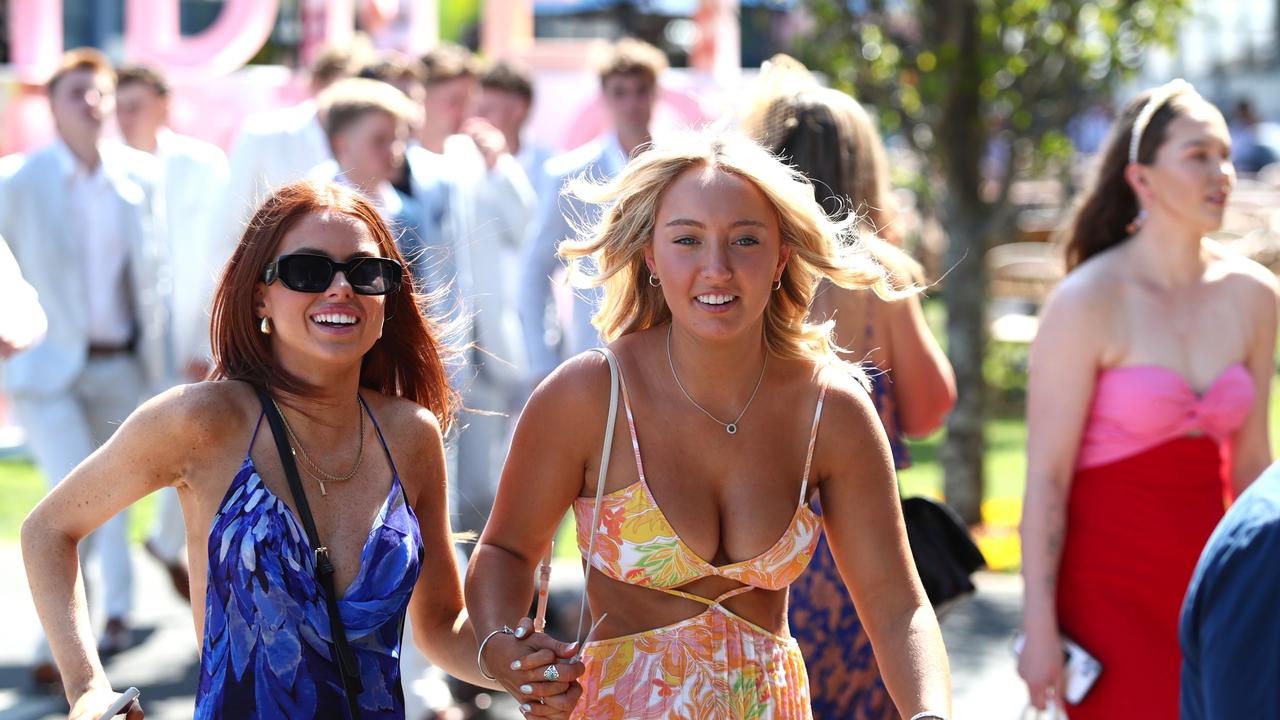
[
  {"left": 1125, "top": 208, "right": 1148, "bottom": 235},
  {"left": 260, "top": 316, "right": 272, "bottom": 335}
]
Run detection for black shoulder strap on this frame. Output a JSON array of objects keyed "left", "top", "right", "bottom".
[{"left": 254, "top": 385, "right": 363, "bottom": 719}]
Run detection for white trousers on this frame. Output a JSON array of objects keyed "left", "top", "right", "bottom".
[{"left": 14, "top": 355, "right": 144, "bottom": 632}]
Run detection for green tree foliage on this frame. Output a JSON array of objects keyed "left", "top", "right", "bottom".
[{"left": 796, "top": 0, "right": 1189, "bottom": 522}]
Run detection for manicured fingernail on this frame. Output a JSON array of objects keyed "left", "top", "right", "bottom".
[
  {"left": 520, "top": 684, "right": 534, "bottom": 694},
  {"left": 519, "top": 703, "right": 532, "bottom": 713},
  {"left": 514, "top": 626, "right": 528, "bottom": 638},
  {"left": 510, "top": 659, "right": 522, "bottom": 670}
]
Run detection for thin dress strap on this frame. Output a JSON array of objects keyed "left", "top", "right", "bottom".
[
  {"left": 799, "top": 383, "right": 828, "bottom": 505},
  {"left": 246, "top": 411, "right": 266, "bottom": 460},
  {"left": 359, "top": 394, "right": 400, "bottom": 479},
  {"left": 611, "top": 359, "right": 646, "bottom": 482}
]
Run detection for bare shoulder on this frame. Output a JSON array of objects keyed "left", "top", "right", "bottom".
[
  {"left": 813, "top": 362, "right": 882, "bottom": 444},
  {"left": 528, "top": 348, "right": 613, "bottom": 418},
  {"left": 137, "top": 380, "right": 256, "bottom": 446}
]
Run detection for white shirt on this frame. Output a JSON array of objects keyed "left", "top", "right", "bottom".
[{"left": 52, "top": 141, "right": 133, "bottom": 345}]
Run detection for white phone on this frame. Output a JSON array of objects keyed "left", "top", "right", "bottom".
[
  {"left": 97, "top": 687, "right": 140, "bottom": 720},
  {"left": 1012, "top": 633, "right": 1102, "bottom": 704}
]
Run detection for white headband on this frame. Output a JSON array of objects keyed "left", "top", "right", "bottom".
[{"left": 1128, "top": 78, "right": 1194, "bottom": 165}]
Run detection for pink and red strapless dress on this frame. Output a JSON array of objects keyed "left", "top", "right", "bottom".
[{"left": 1057, "top": 364, "right": 1254, "bottom": 718}]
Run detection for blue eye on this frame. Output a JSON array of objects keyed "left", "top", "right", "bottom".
[
  {"left": 734, "top": 236, "right": 760, "bottom": 246},
  {"left": 674, "top": 235, "right": 698, "bottom": 245}
]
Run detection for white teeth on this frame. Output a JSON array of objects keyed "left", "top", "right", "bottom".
[
  {"left": 697, "top": 294, "right": 735, "bottom": 305},
  {"left": 313, "top": 313, "right": 358, "bottom": 325}
]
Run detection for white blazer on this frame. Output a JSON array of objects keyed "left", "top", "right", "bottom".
[
  {"left": 0, "top": 142, "right": 170, "bottom": 398},
  {"left": 222, "top": 100, "right": 331, "bottom": 250},
  {"left": 408, "top": 137, "right": 536, "bottom": 392},
  {"left": 156, "top": 130, "right": 230, "bottom": 374},
  {"left": 518, "top": 134, "right": 629, "bottom": 379}
]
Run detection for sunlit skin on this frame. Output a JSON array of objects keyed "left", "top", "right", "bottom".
[
  {"left": 644, "top": 166, "right": 789, "bottom": 351},
  {"left": 601, "top": 72, "right": 655, "bottom": 156},
  {"left": 331, "top": 110, "right": 409, "bottom": 194},
  {"left": 115, "top": 82, "right": 167, "bottom": 153},
  {"left": 48, "top": 67, "right": 113, "bottom": 168}
]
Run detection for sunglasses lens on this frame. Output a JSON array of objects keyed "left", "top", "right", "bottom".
[
  {"left": 347, "top": 258, "right": 401, "bottom": 295},
  {"left": 277, "top": 255, "right": 335, "bottom": 292}
]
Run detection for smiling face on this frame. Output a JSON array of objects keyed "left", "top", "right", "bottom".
[
  {"left": 256, "top": 212, "right": 388, "bottom": 369},
  {"left": 1131, "top": 100, "right": 1235, "bottom": 235},
  {"left": 645, "top": 165, "right": 789, "bottom": 342}
]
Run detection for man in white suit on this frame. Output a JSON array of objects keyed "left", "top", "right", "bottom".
[
  {"left": 0, "top": 49, "right": 169, "bottom": 682},
  {"left": 222, "top": 45, "right": 368, "bottom": 246},
  {"left": 407, "top": 45, "right": 535, "bottom": 544},
  {"left": 518, "top": 39, "right": 667, "bottom": 382},
  {"left": 115, "top": 64, "right": 230, "bottom": 602}
]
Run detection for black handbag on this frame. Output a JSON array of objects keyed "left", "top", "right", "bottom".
[
  {"left": 255, "top": 386, "right": 364, "bottom": 720},
  {"left": 901, "top": 496, "right": 987, "bottom": 615}
]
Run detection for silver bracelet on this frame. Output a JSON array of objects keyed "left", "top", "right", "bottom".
[
  {"left": 476, "top": 625, "right": 514, "bottom": 681},
  {"left": 909, "top": 713, "right": 948, "bottom": 720}
]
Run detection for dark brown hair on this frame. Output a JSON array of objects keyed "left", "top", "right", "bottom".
[
  {"left": 210, "top": 181, "right": 459, "bottom": 430},
  {"left": 47, "top": 47, "right": 114, "bottom": 95},
  {"left": 479, "top": 60, "right": 534, "bottom": 103},
  {"left": 1063, "top": 85, "right": 1205, "bottom": 269},
  {"left": 115, "top": 64, "right": 169, "bottom": 97}
]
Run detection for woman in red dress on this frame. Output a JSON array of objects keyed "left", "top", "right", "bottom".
[{"left": 1019, "top": 81, "right": 1278, "bottom": 717}]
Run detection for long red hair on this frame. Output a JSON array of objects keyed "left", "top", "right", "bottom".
[{"left": 210, "top": 181, "right": 459, "bottom": 431}]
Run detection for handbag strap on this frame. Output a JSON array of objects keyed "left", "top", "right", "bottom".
[
  {"left": 574, "top": 347, "right": 621, "bottom": 647},
  {"left": 254, "top": 385, "right": 363, "bottom": 720}
]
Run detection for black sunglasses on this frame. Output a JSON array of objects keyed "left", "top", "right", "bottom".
[{"left": 263, "top": 253, "right": 403, "bottom": 295}]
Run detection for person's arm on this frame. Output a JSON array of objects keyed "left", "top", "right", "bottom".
[
  {"left": 1227, "top": 265, "right": 1279, "bottom": 496},
  {"left": 465, "top": 354, "right": 605, "bottom": 714},
  {"left": 1017, "top": 278, "right": 1106, "bottom": 710},
  {"left": 20, "top": 385, "right": 216, "bottom": 719},
  {"left": 817, "top": 373, "right": 951, "bottom": 714},
  {"left": 879, "top": 292, "right": 956, "bottom": 437}
]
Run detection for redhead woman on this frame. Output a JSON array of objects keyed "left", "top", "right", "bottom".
[
  {"left": 465, "top": 134, "right": 951, "bottom": 719},
  {"left": 20, "top": 181, "right": 579, "bottom": 720},
  {"left": 1019, "top": 81, "right": 1278, "bottom": 716}
]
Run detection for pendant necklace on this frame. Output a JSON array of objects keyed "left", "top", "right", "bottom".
[{"left": 666, "top": 324, "right": 768, "bottom": 435}]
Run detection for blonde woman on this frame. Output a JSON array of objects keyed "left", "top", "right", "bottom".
[{"left": 464, "top": 134, "right": 951, "bottom": 718}]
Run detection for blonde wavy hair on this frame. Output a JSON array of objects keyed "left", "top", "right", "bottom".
[{"left": 558, "top": 133, "right": 895, "bottom": 367}]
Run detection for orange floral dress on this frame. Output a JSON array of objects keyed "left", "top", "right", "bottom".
[{"left": 571, "top": 361, "right": 826, "bottom": 719}]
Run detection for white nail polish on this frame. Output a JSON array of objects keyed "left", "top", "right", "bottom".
[
  {"left": 515, "top": 626, "right": 528, "bottom": 638},
  {"left": 510, "top": 659, "right": 522, "bottom": 670},
  {"left": 520, "top": 703, "right": 531, "bottom": 713},
  {"left": 520, "top": 684, "right": 533, "bottom": 694}
]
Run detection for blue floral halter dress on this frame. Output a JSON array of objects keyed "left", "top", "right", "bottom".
[{"left": 196, "top": 397, "right": 423, "bottom": 719}]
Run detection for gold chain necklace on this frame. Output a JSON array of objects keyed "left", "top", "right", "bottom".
[
  {"left": 271, "top": 396, "right": 365, "bottom": 496},
  {"left": 666, "top": 325, "right": 768, "bottom": 435}
]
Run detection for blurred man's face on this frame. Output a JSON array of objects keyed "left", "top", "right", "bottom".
[
  {"left": 49, "top": 68, "right": 113, "bottom": 146},
  {"left": 601, "top": 72, "right": 656, "bottom": 137},
  {"left": 475, "top": 88, "right": 530, "bottom": 139},
  {"left": 424, "top": 76, "right": 476, "bottom": 136},
  {"left": 334, "top": 110, "right": 407, "bottom": 185},
  {"left": 115, "top": 82, "right": 168, "bottom": 150}
]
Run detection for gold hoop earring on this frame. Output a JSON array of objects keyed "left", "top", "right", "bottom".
[
  {"left": 260, "top": 316, "right": 272, "bottom": 335},
  {"left": 648, "top": 274, "right": 661, "bottom": 288}
]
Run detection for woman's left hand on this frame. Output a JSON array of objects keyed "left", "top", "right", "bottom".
[{"left": 501, "top": 617, "right": 585, "bottom": 718}]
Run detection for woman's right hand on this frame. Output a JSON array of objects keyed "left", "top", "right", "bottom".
[
  {"left": 481, "top": 617, "right": 585, "bottom": 718},
  {"left": 1017, "top": 628, "right": 1065, "bottom": 711},
  {"left": 68, "top": 687, "right": 143, "bottom": 720}
]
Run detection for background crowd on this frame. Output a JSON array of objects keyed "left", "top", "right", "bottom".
[{"left": 5, "top": 6, "right": 1280, "bottom": 717}]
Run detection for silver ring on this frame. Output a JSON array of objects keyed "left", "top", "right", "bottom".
[{"left": 543, "top": 664, "right": 560, "bottom": 682}]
